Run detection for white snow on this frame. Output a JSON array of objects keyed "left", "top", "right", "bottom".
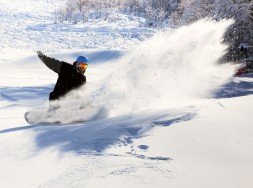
[{"left": 0, "top": 0, "right": 253, "bottom": 188}]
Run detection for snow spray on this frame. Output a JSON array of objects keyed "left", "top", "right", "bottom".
[{"left": 56, "top": 19, "right": 236, "bottom": 122}]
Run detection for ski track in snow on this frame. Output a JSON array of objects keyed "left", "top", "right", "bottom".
[{"left": 1, "top": 1, "right": 253, "bottom": 188}]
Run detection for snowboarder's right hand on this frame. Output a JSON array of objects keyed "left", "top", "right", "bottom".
[{"left": 37, "top": 51, "right": 43, "bottom": 57}]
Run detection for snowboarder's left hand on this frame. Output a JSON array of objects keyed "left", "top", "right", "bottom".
[{"left": 36, "top": 51, "right": 43, "bottom": 57}]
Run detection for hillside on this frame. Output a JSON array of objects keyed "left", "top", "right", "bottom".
[{"left": 0, "top": 1, "right": 253, "bottom": 188}]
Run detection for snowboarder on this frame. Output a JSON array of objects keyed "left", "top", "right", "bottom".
[
  {"left": 239, "top": 42, "right": 249, "bottom": 60},
  {"left": 235, "top": 43, "right": 253, "bottom": 76},
  {"left": 37, "top": 51, "right": 88, "bottom": 102}
]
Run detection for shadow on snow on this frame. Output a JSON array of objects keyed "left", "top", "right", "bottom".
[
  {"left": 33, "top": 112, "right": 194, "bottom": 153},
  {"left": 214, "top": 74, "right": 253, "bottom": 99},
  {"left": 0, "top": 110, "right": 195, "bottom": 160},
  {"left": 0, "top": 86, "right": 52, "bottom": 103}
]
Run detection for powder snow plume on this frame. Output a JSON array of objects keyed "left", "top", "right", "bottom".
[{"left": 54, "top": 19, "right": 236, "bottom": 122}]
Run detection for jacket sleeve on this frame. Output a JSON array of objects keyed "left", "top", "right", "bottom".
[{"left": 38, "top": 54, "right": 63, "bottom": 74}]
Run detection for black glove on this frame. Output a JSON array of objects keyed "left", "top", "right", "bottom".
[{"left": 36, "top": 51, "right": 43, "bottom": 57}]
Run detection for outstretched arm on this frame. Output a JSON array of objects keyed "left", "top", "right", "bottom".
[{"left": 37, "top": 51, "right": 62, "bottom": 73}]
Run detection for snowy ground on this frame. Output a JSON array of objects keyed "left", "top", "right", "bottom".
[
  {"left": 0, "top": 0, "right": 154, "bottom": 60},
  {"left": 0, "top": 1, "right": 253, "bottom": 188}
]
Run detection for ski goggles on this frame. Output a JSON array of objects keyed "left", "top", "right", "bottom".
[{"left": 77, "top": 62, "right": 88, "bottom": 71}]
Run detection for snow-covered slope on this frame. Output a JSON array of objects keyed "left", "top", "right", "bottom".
[
  {"left": 0, "top": 1, "right": 253, "bottom": 188},
  {"left": 0, "top": 0, "right": 154, "bottom": 62}
]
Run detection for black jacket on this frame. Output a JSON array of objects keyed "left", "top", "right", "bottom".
[{"left": 38, "top": 54, "right": 86, "bottom": 101}]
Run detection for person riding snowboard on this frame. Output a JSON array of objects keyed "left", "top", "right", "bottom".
[{"left": 37, "top": 51, "right": 88, "bottom": 103}]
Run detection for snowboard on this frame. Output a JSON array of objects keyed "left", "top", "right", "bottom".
[
  {"left": 25, "top": 109, "right": 63, "bottom": 125},
  {"left": 24, "top": 105, "right": 108, "bottom": 125}
]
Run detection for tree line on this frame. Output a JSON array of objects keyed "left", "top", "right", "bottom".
[{"left": 55, "top": 0, "right": 253, "bottom": 61}]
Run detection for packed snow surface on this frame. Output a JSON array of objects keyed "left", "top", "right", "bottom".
[{"left": 0, "top": 0, "right": 253, "bottom": 188}]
